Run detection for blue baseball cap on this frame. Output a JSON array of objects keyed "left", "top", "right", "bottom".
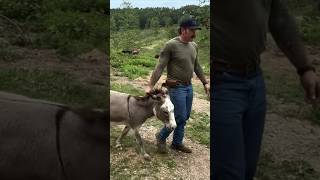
[{"left": 179, "top": 16, "right": 201, "bottom": 30}]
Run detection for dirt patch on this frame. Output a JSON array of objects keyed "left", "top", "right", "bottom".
[
  {"left": 262, "top": 113, "right": 320, "bottom": 171},
  {"left": 260, "top": 45, "right": 320, "bottom": 173}
]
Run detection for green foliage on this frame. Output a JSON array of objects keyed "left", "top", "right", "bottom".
[
  {"left": 111, "top": 29, "right": 141, "bottom": 50},
  {"left": 121, "top": 64, "right": 150, "bottom": 79},
  {"left": 111, "top": 5, "right": 209, "bottom": 31},
  {"left": 42, "top": 0, "right": 107, "bottom": 13},
  {"left": 300, "top": 16, "right": 320, "bottom": 46},
  {"left": 285, "top": 0, "right": 320, "bottom": 45},
  {"left": 0, "top": 0, "right": 42, "bottom": 20},
  {"left": 27, "top": 10, "right": 108, "bottom": 57},
  {"left": 187, "top": 111, "right": 210, "bottom": 146},
  {"left": 166, "top": 26, "right": 178, "bottom": 39},
  {"left": 0, "top": 68, "right": 106, "bottom": 107},
  {"left": 110, "top": 8, "right": 139, "bottom": 31},
  {"left": 284, "top": 0, "right": 314, "bottom": 15},
  {"left": 148, "top": 17, "right": 160, "bottom": 29},
  {"left": 0, "top": 0, "right": 108, "bottom": 58}
]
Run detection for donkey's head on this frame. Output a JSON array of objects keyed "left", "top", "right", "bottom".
[{"left": 147, "top": 86, "right": 176, "bottom": 131}]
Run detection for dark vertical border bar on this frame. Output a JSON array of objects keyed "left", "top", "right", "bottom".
[
  {"left": 106, "top": 0, "right": 111, "bottom": 179},
  {"left": 210, "top": 0, "right": 214, "bottom": 178}
]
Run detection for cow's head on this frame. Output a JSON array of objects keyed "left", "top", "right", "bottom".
[{"left": 147, "top": 86, "right": 176, "bottom": 131}]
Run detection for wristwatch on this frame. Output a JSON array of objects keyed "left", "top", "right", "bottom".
[{"left": 297, "top": 66, "right": 316, "bottom": 76}]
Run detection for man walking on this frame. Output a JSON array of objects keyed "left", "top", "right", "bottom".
[
  {"left": 146, "top": 16, "right": 210, "bottom": 153},
  {"left": 212, "top": 0, "right": 320, "bottom": 180}
]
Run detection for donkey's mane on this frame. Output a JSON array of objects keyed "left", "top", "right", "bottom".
[
  {"left": 132, "top": 95, "right": 150, "bottom": 101},
  {"left": 132, "top": 89, "right": 164, "bottom": 102}
]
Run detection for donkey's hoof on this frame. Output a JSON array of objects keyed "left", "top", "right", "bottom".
[{"left": 143, "top": 154, "right": 151, "bottom": 161}]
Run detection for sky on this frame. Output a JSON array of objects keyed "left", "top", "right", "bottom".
[{"left": 110, "top": 0, "right": 209, "bottom": 9}]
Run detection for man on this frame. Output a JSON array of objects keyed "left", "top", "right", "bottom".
[
  {"left": 212, "top": 0, "right": 320, "bottom": 180},
  {"left": 145, "top": 16, "right": 210, "bottom": 153}
]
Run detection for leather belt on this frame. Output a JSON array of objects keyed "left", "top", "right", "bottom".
[
  {"left": 212, "top": 58, "right": 260, "bottom": 75},
  {"left": 177, "top": 80, "right": 191, "bottom": 86},
  {"left": 165, "top": 79, "right": 191, "bottom": 88}
]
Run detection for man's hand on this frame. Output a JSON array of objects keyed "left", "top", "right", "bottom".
[
  {"left": 300, "top": 70, "right": 320, "bottom": 103},
  {"left": 204, "top": 83, "right": 210, "bottom": 98}
]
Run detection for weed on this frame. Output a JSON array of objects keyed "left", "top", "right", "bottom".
[
  {"left": 256, "top": 152, "right": 320, "bottom": 180},
  {"left": 110, "top": 83, "right": 144, "bottom": 96},
  {"left": 186, "top": 111, "right": 210, "bottom": 146}
]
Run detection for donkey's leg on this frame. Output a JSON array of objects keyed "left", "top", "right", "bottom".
[
  {"left": 116, "top": 126, "right": 130, "bottom": 148},
  {"left": 134, "top": 128, "right": 151, "bottom": 161}
]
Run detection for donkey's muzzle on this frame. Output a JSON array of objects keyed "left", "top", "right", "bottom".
[{"left": 165, "top": 123, "right": 176, "bottom": 131}]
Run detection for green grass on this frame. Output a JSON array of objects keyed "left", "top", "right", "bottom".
[
  {"left": 110, "top": 49, "right": 158, "bottom": 80},
  {"left": 193, "top": 83, "right": 210, "bottom": 100},
  {"left": 0, "top": 68, "right": 106, "bottom": 108},
  {"left": 186, "top": 111, "right": 210, "bottom": 147},
  {"left": 110, "top": 127, "right": 177, "bottom": 179},
  {"left": 110, "top": 83, "right": 144, "bottom": 96},
  {"left": 256, "top": 152, "right": 320, "bottom": 180}
]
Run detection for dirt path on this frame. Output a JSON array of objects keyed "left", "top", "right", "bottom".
[
  {"left": 111, "top": 73, "right": 210, "bottom": 179},
  {"left": 260, "top": 45, "right": 320, "bottom": 174}
]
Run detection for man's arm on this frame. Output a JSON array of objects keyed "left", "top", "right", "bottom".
[
  {"left": 194, "top": 59, "right": 210, "bottom": 96},
  {"left": 269, "top": 0, "right": 320, "bottom": 102},
  {"left": 269, "top": 0, "right": 312, "bottom": 70},
  {"left": 192, "top": 43, "right": 210, "bottom": 96},
  {"left": 194, "top": 59, "right": 208, "bottom": 85},
  {"left": 147, "top": 43, "right": 171, "bottom": 91}
]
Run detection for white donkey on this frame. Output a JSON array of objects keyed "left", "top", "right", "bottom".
[{"left": 110, "top": 87, "right": 176, "bottom": 160}]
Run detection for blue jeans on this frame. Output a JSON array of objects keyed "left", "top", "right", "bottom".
[
  {"left": 211, "top": 71, "right": 266, "bottom": 180},
  {"left": 158, "top": 84, "right": 193, "bottom": 145}
]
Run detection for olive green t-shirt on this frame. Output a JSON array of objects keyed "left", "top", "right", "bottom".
[
  {"left": 212, "top": 0, "right": 303, "bottom": 66},
  {"left": 150, "top": 37, "right": 207, "bottom": 86}
]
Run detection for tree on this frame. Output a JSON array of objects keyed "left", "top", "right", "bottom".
[{"left": 120, "top": 0, "right": 133, "bottom": 9}]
